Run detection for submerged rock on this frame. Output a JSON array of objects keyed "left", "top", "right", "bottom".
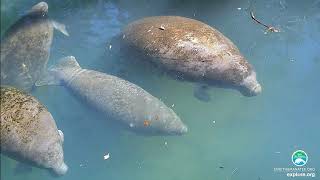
[
  {"left": 0, "top": 86, "right": 68, "bottom": 176},
  {"left": 0, "top": 2, "right": 68, "bottom": 91},
  {"left": 120, "top": 16, "right": 262, "bottom": 97}
]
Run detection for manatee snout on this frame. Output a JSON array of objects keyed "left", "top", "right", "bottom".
[
  {"left": 144, "top": 111, "right": 188, "bottom": 136},
  {"left": 177, "top": 124, "right": 188, "bottom": 135},
  {"left": 164, "top": 115, "right": 188, "bottom": 135},
  {"left": 240, "top": 72, "right": 262, "bottom": 96},
  {"left": 167, "top": 123, "right": 188, "bottom": 135},
  {"left": 250, "top": 83, "right": 262, "bottom": 95},
  {"left": 52, "top": 162, "right": 68, "bottom": 176}
]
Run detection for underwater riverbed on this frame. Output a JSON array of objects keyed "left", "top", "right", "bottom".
[{"left": 1, "top": 0, "right": 319, "bottom": 180}]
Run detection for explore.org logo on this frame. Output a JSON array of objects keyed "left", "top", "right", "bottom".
[
  {"left": 274, "top": 150, "right": 316, "bottom": 178},
  {"left": 292, "top": 150, "right": 308, "bottom": 167}
]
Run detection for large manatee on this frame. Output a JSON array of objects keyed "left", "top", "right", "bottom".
[
  {"left": 40, "top": 56, "right": 187, "bottom": 135},
  {"left": 120, "top": 16, "right": 262, "bottom": 97},
  {"left": 0, "top": 86, "right": 68, "bottom": 175},
  {"left": 0, "top": 2, "right": 68, "bottom": 91}
]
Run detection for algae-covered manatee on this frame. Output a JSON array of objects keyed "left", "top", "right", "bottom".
[
  {"left": 0, "top": 86, "right": 68, "bottom": 175},
  {"left": 120, "top": 16, "right": 262, "bottom": 98}
]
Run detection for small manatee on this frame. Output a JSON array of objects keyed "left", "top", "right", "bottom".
[{"left": 40, "top": 56, "right": 188, "bottom": 135}]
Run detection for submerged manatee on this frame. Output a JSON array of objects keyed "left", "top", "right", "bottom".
[
  {"left": 0, "top": 2, "right": 68, "bottom": 91},
  {"left": 42, "top": 56, "right": 187, "bottom": 135},
  {"left": 121, "top": 16, "right": 261, "bottom": 97},
  {"left": 0, "top": 86, "right": 68, "bottom": 175}
]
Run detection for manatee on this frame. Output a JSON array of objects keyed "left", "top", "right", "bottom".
[
  {"left": 39, "top": 56, "right": 187, "bottom": 135},
  {"left": 0, "top": 2, "right": 69, "bottom": 91},
  {"left": 0, "top": 86, "right": 68, "bottom": 176},
  {"left": 120, "top": 16, "right": 262, "bottom": 97}
]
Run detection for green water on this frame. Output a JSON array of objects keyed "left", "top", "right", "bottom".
[{"left": 1, "top": 0, "right": 319, "bottom": 180}]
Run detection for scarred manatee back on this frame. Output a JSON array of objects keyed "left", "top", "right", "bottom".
[{"left": 121, "top": 16, "right": 261, "bottom": 96}]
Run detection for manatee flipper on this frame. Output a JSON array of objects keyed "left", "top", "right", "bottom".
[
  {"left": 35, "top": 72, "right": 61, "bottom": 86},
  {"left": 58, "top": 130, "right": 64, "bottom": 143},
  {"left": 52, "top": 21, "right": 69, "bottom": 36},
  {"left": 193, "top": 83, "right": 211, "bottom": 102}
]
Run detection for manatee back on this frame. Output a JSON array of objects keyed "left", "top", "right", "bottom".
[
  {"left": 67, "top": 69, "right": 186, "bottom": 135},
  {"left": 123, "top": 16, "right": 238, "bottom": 59},
  {"left": 122, "top": 16, "right": 253, "bottom": 84}
]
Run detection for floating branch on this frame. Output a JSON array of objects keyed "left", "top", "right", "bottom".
[{"left": 250, "top": 11, "right": 280, "bottom": 33}]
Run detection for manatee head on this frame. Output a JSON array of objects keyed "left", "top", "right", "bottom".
[
  {"left": 28, "top": 2, "right": 48, "bottom": 16},
  {"left": 35, "top": 111, "right": 68, "bottom": 176},
  {"left": 240, "top": 71, "right": 262, "bottom": 96},
  {"left": 131, "top": 100, "right": 188, "bottom": 136},
  {"left": 46, "top": 142, "right": 68, "bottom": 176},
  {"left": 47, "top": 135, "right": 67, "bottom": 176},
  {"left": 219, "top": 55, "right": 262, "bottom": 97},
  {"left": 152, "top": 108, "right": 188, "bottom": 135}
]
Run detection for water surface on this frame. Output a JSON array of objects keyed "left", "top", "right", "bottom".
[{"left": 1, "top": 0, "right": 319, "bottom": 179}]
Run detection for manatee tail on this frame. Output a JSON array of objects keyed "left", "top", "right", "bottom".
[
  {"left": 50, "top": 56, "right": 81, "bottom": 70},
  {"left": 52, "top": 21, "right": 69, "bottom": 36},
  {"left": 35, "top": 56, "right": 81, "bottom": 87}
]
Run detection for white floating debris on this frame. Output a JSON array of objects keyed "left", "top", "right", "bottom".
[
  {"left": 231, "top": 168, "right": 239, "bottom": 176},
  {"left": 164, "top": 141, "right": 168, "bottom": 146},
  {"left": 237, "top": 7, "right": 242, "bottom": 10},
  {"left": 290, "top": 58, "right": 294, "bottom": 62},
  {"left": 212, "top": 120, "right": 216, "bottom": 124},
  {"left": 129, "top": 123, "right": 134, "bottom": 128},
  {"left": 136, "top": 161, "right": 143, "bottom": 169},
  {"left": 193, "top": 13, "right": 196, "bottom": 17},
  {"left": 275, "top": 151, "right": 281, "bottom": 154},
  {"left": 103, "top": 153, "right": 110, "bottom": 160},
  {"left": 159, "top": 25, "right": 165, "bottom": 30},
  {"left": 109, "top": 44, "right": 112, "bottom": 50},
  {"left": 171, "top": 104, "right": 175, "bottom": 108},
  {"left": 122, "top": 34, "right": 126, "bottom": 39},
  {"left": 147, "top": 29, "right": 151, "bottom": 32}
]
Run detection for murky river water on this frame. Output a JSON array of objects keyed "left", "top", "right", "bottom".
[{"left": 1, "top": 0, "right": 319, "bottom": 179}]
